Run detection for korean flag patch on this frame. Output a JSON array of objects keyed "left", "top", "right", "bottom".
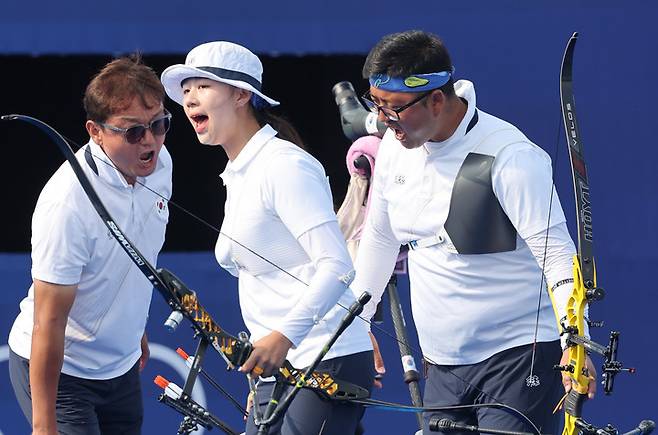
[{"left": 156, "top": 198, "right": 168, "bottom": 216}]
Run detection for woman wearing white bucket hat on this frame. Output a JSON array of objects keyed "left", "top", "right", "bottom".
[{"left": 162, "top": 41, "right": 374, "bottom": 435}]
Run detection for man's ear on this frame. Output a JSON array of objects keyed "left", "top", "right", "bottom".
[
  {"left": 429, "top": 90, "right": 446, "bottom": 116},
  {"left": 85, "top": 120, "right": 103, "bottom": 145}
]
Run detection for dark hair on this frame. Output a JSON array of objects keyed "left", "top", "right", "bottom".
[
  {"left": 84, "top": 54, "right": 165, "bottom": 122},
  {"left": 253, "top": 108, "right": 305, "bottom": 149},
  {"left": 363, "top": 30, "right": 455, "bottom": 97}
]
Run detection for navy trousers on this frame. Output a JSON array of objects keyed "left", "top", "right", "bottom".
[
  {"left": 422, "top": 341, "right": 563, "bottom": 435},
  {"left": 9, "top": 349, "right": 143, "bottom": 435}
]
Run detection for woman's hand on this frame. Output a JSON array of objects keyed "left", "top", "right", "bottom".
[
  {"left": 239, "top": 331, "right": 293, "bottom": 378},
  {"left": 370, "top": 331, "right": 386, "bottom": 388}
]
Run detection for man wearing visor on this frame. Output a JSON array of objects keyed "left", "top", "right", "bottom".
[
  {"left": 350, "top": 30, "right": 596, "bottom": 433},
  {"left": 8, "top": 56, "right": 172, "bottom": 435}
]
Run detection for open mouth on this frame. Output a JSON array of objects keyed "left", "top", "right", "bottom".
[
  {"left": 392, "top": 125, "right": 406, "bottom": 141},
  {"left": 139, "top": 151, "right": 155, "bottom": 163},
  {"left": 191, "top": 114, "right": 209, "bottom": 133}
]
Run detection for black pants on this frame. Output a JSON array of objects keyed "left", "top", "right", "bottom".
[
  {"left": 9, "top": 349, "right": 143, "bottom": 435},
  {"left": 246, "top": 350, "right": 374, "bottom": 435},
  {"left": 423, "top": 341, "right": 562, "bottom": 435}
]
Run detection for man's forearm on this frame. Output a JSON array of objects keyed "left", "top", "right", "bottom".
[
  {"left": 30, "top": 279, "right": 77, "bottom": 434},
  {"left": 30, "top": 322, "right": 66, "bottom": 432}
]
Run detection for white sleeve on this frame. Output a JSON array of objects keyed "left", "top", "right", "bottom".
[
  {"left": 493, "top": 145, "right": 568, "bottom": 239},
  {"left": 275, "top": 221, "right": 355, "bottom": 347},
  {"left": 349, "top": 150, "right": 401, "bottom": 327},
  {"left": 264, "top": 151, "right": 337, "bottom": 238},
  {"left": 31, "top": 197, "right": 90, "bottom": 285},
  {"left": 525, "top": 223, "right": 590, "bottom": 344},
  {"left": 494, "top": 145, "right": 590, "bottom": 344}
]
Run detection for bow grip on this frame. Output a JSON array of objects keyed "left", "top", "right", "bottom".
[
  {"left": 234, "top": 332, "right": 254, "bottom": 367},
  {"left": 564, "top": 388, "right": 587, "bottom": 419}
]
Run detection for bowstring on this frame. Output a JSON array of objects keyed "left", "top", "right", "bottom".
[{"left": 527, "top": 103, "right": 565, "bottom": 386}]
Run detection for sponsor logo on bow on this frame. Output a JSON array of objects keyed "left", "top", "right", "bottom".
[
  {"left": 107, "top": 221, "right": 145, "bottom": 266},
  {"left": 579, "top": 180, "right": 593, "bottom": 241}
]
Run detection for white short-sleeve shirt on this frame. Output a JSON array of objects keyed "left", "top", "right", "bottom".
[
  {"left": 8, "top": 139, "right": 172, "bottom": 379},
  {"left": 215, "top": 125, "right": 371, "bottom": 368}
]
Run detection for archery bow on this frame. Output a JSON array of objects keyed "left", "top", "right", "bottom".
[
  {"left": 0, "top": 114, "right": 371, "bottom": 434},
  {"left": 555, "top": 31, "right": 601, "bottom": 435},
  {"left": 552, "top": 32, "right": 638, "bottom": 435}
]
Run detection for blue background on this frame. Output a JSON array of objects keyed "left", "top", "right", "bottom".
[{"left": 2, "top": 1, "right": 657, "bottom": 433}]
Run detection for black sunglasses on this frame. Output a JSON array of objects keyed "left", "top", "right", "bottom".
[
  {"left": 98, "top": 110, "right": 172, "bottom": 144},
  {"left": 361, "top": 90, "right": 434, "bottom": 122}
]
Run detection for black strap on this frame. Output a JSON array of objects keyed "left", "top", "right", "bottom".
[
  {"left": 84, "top": 145, "right": 98, "bottom": 176},
  {"left": 466, "top": 109, "right": 479, "bottom": 134}
]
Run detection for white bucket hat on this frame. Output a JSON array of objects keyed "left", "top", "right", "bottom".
[{"left": 161, "top": 41, "right": 280, "bottom": 107}]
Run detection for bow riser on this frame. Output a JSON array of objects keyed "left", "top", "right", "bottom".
[{"left": 561, "top": 254, "right": 594, "bottom": 435}]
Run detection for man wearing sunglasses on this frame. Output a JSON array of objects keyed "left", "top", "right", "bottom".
[
  {"left": 350, "top": 31, "right": 595, "bottom": 434},
  {"left": 8, "top": 56, "right": 172, "bottom": 435}
]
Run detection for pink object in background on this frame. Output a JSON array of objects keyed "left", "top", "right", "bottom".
[{"left": 346, "top": 135, "right": 381, "bottom": 176}]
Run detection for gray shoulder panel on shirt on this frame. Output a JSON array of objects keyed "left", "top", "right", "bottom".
[{"left": 444, "top": 152, "right": 517, "bottom": 254}]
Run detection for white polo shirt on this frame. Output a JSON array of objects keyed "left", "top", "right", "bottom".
[
  {"left": 351, "top": 80, "right": 576, "bottom": 365},
  {"left": 8, "top": 139, "right": 172, "bottom": 380},
  {"left": 215, "top": 124, "right": 372, "bottom": 369}
]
